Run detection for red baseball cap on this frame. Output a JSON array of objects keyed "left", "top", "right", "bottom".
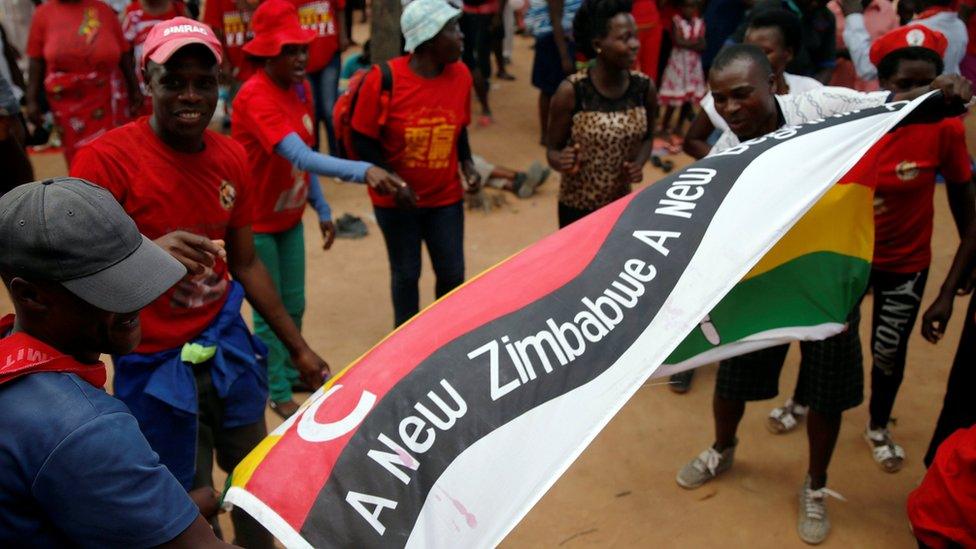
[
  {"left": 869, "top": 24, "right": 948, "bottom": 67},
  {"left": 242, "top": 0, "right": 316, "bottom": 58},
  {"left": 141, "top": 17, "right": 223, "bottom": 69}
]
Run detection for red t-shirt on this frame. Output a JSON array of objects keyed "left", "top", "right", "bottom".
[
  {"left": 872, "top": 118, "right": 972, "bottom": 273},
  {"left": 27, "top": 0, "right": 130, "bottom": 74},
  {"left": 290, "top": 0, "right": 344, "bottom": 74},
  {"left": 231, "top": 70, "right": 315, "bottom": 234},
  {"left": 351, "top": 56, "right": 472, "bottom": 208},
  {"left": 70, "top": 118, "right": 254, "bottom": 353},
  {"left": 202, "top": 0, "right": 257, "bottom": 82},
  {"left": 123, "top": 1, "right": 187, "bottom": 67}
]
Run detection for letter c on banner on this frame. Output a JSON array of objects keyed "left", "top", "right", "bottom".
[{"left": 297, "top": 385, "right": 378, "bottom": 442}]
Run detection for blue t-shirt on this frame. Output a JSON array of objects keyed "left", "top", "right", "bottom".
[{"left": 0, "top": 372, "right": 200, "bottom": 547}]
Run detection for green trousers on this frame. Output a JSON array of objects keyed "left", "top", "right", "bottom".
[{"left": 252, "top": 222, "right": 305, "bottom": 403}]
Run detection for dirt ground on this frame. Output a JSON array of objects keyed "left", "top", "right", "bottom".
[{"left": 7, "top": 24, "right": 975, "bottom": 548}]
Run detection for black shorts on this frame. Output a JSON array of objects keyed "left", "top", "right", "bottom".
[
  {"left": 716, "top": 308, "right": 864, "bottom": 414},
  {"left": 531, "top": 33, "right": 575, "bottom": 96}
]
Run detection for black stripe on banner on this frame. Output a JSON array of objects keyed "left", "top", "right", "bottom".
[{"left": 298, "top": 99, "right": 921, "bottom": 547}]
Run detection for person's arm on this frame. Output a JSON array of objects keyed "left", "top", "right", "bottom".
[
  {"left": 921, "top": 221, "right": 976, "bottom": 343},
  {"left": 225, "top": 225, "right": 330, "bottom": 388},
  {"left": 34, "top": 412, "right": 231, "bottom": 548},
  {"left": 155, "top": 515, "right": 236, "bottom": 548},
  {"left": 306, "top": 173, "right": 336, "bottom": 250},
  {"left": 457, "top": 127, "right": 481, "bottom": 192},
  {"left": 839, "top": 0, "right": 877, "bottom": 80},
  {"left": 548, "top": 0, "right": 574, "bottom": 75},
  {"left": 546, "top": 79, "right": 581, "bottom": 173},
  {"left": 337, "top": 8, "right": 348, "bottom": 52},
  {"left": 892, "top": 74, "right": 973, "bottom": 104},
  {"left": 275, "top": 132, "right": 370, "bottom": 182},
  {"left": 25, "top": 57, "right": 44, "bottom": 126},
  {"left": 947, "top": 179, "right": 976, "bottom": 238},
  {"left": 683, "top": 111, "right": 714, "bottom": 159},
  {"left": 350, "top": 129, "right": 417, "bottom": 207}
]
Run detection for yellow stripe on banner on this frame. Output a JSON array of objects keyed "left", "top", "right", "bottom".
[
  {"left": 744, "top": 183, "right": 874, "bottom": 281},
  {"left": 231, "top": 435, "right": 282, "bottom": 488}
]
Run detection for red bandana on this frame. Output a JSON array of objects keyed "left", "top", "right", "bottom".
[{"left": 0, "top": 315, "right": 107, "bottom": 388}]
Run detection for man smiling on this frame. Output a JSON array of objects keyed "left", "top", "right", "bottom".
[{"left": 71, "top": 18, "right": 330, "bottom": 547}]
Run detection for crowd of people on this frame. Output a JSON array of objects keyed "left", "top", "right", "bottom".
[{"left": 1, "top": 0, "right": 976, "bottom": 545}]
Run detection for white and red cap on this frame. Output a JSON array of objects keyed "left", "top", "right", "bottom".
[{"left": 141, "top": 17, "right": 223, "bottom": 69}]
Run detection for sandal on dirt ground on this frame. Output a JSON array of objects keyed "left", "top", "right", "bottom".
[
  {"left": 767, "top": 398, "right": 808, "bottom": 434},
  {"left": 864, "top": 425, "right": 905, "bottom": 473}
]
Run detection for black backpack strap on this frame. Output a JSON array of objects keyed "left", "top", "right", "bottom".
[{"left": 379, "top": 61, "right": 392, "bottom": 93}]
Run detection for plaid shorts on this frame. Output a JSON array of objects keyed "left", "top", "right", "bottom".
[{"left": 716, "top": 309, "right": 864, "bottom": 414}]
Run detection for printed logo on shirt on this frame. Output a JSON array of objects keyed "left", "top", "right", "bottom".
[
  {"left": 78, "top": 7, "right": 101, "bottom": 45},
  {"left": 403, "top": 108, "right": 458, "bottom": 170},
  {"left": 222, "top": 11, "right": 253, "bottom": 47},
  {"left": 220, "top": 180, "right": 237, "bottom": 210},
  {"left": 274, "top": 168, "right": 309, "bottom": 212},
  {"left": 303, "top": 114, "right": 314, "bottom": 135},
  {"left": 297, "top": 1, "right": 336, "bottom": 37},
  {"left": 896, "top": 160, "right": 919, "bottom": 181},
  {"left": 171, "top": 273, "right": 228, "bottom": 309}
]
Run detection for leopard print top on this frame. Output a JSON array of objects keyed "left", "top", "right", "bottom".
[{"left": 559, "top": 70, "right": 652, "bottom": 211}]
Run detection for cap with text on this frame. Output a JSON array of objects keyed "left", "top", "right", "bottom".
[
  {"left": 142, "top": 17, "right": 223, "bottom": 69},
  {"left": 0, "top": 178, "right": 187, "bottom": 313}
]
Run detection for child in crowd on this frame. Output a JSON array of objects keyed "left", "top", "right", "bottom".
[{"left": 657, "top": 0, "right": 705, "bottom": 143}]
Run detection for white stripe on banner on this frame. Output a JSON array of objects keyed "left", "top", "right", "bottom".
[{"left": 402, "top": 98, "right": 923, "bottom": 548}]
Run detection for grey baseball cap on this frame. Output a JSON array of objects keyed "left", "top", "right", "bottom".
[{"left": 0, "top": 178, "right": 187, "bottom": 313}]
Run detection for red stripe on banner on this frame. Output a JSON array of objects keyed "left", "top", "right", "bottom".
[{"left": 245, "top": 194, "right": 638, "bottom": 529}]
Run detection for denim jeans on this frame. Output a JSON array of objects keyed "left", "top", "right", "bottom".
[
  {"left": 307, "top": 53, "right": 341, "bottom": 154},
  {"left": 374, "top": 201, "right": 465, "bottom": 327}
]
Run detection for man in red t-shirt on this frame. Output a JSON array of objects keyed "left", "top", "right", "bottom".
[{"left": 71, "top": 19, "right": 329, "bottom": 548}]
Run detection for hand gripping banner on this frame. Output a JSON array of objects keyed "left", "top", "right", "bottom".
[{"left": 226, "top": 94, "right": 936, "bottom": 548}]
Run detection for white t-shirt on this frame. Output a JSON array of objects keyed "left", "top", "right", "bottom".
[
  {"left": 710, "top": 86, "right": 891, "bottom": 154},
  {"left": 700, "top": 73, "right": 824, "bottom": 132}
]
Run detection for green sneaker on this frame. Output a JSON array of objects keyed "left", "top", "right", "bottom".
[
  {"left": 676, "top": 441, "right": 735, "bottom": 489},
  {"left": 797, "top": 476, "right": 845, "bottom": 545}
]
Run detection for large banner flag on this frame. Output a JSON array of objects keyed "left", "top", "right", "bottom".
[{"left": 226, "top": 95, "right": 935, "bottom": 548}]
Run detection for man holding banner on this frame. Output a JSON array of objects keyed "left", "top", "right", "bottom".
[{"left": 674, "top": 43, "right": 972, "bottom": 545}]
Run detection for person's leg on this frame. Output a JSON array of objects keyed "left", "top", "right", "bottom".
[
  {"left": 677, "top": 345, "right": 788, "bottom": 489},
  {"left": 869, "top": 269, "right": 928, "bottom": 430},
  {"left": 421, "top": 201, "right": 465, "bottom": 299},
  {"left": 924, "top": 292, "right": 976, "bottom": 466},
  {"left": 191, "top": 364, "right": 224, "bottom": 539},
  {"left": 794, "top": 308, "right": 864, "bottom": 543},
  {"left": 374, "top": 205, "right": 423, "bottom": 327},
  {"left": 538, "top": 93, "right": 551, "bottom": 145},
  {"left": 474, "top": 14, "right": 493, "bottom": 117},
  {"left": 307, "top": 67, "right": 326, "bottom": 151},
  {"left": 276, "top": 222, "right": 307, "bottom": 395},
  {"left": 214, "top": 417, "right": 273, "bottom": 548},
  {"left": 251, "top": 232, "right": 292, "bottom": 404},
  {"left": 319, "top": 53, "right": 342, "bottom": 154}
]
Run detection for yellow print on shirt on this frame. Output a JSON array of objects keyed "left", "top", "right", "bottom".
[
  {"left": 402, "top": 110, "right": 457, "bottom": 170},
  {"left": 297, "top": 2, "right": 335, "bottom": 36},
  {"left": 78, "top": 8, "right": 100, "bottom": 45}
]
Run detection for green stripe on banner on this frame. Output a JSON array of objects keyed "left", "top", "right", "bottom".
[{"left": 666, "top": 251, "right": 870, "bottom": 364}]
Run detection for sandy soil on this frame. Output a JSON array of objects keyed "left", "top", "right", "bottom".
[{"left": 6, "top": 25, "right": 973, "bottom": 548}]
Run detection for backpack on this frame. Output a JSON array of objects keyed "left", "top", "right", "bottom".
[{"left": 333, "top": 61, "right": 392, "bottom": 160}]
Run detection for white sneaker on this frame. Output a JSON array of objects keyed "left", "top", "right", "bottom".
[
  {"left": 676, "top": 442, "right": 736, "bottom": 489},
  {"left": 767, "top": 398, "right": 809, "bottom": 434},
  {"left": 864, "top": 425, "right": 905, "bottom": 473},
  {"left": 797, "top": 476, "right": 845, "bottom": 545}
]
